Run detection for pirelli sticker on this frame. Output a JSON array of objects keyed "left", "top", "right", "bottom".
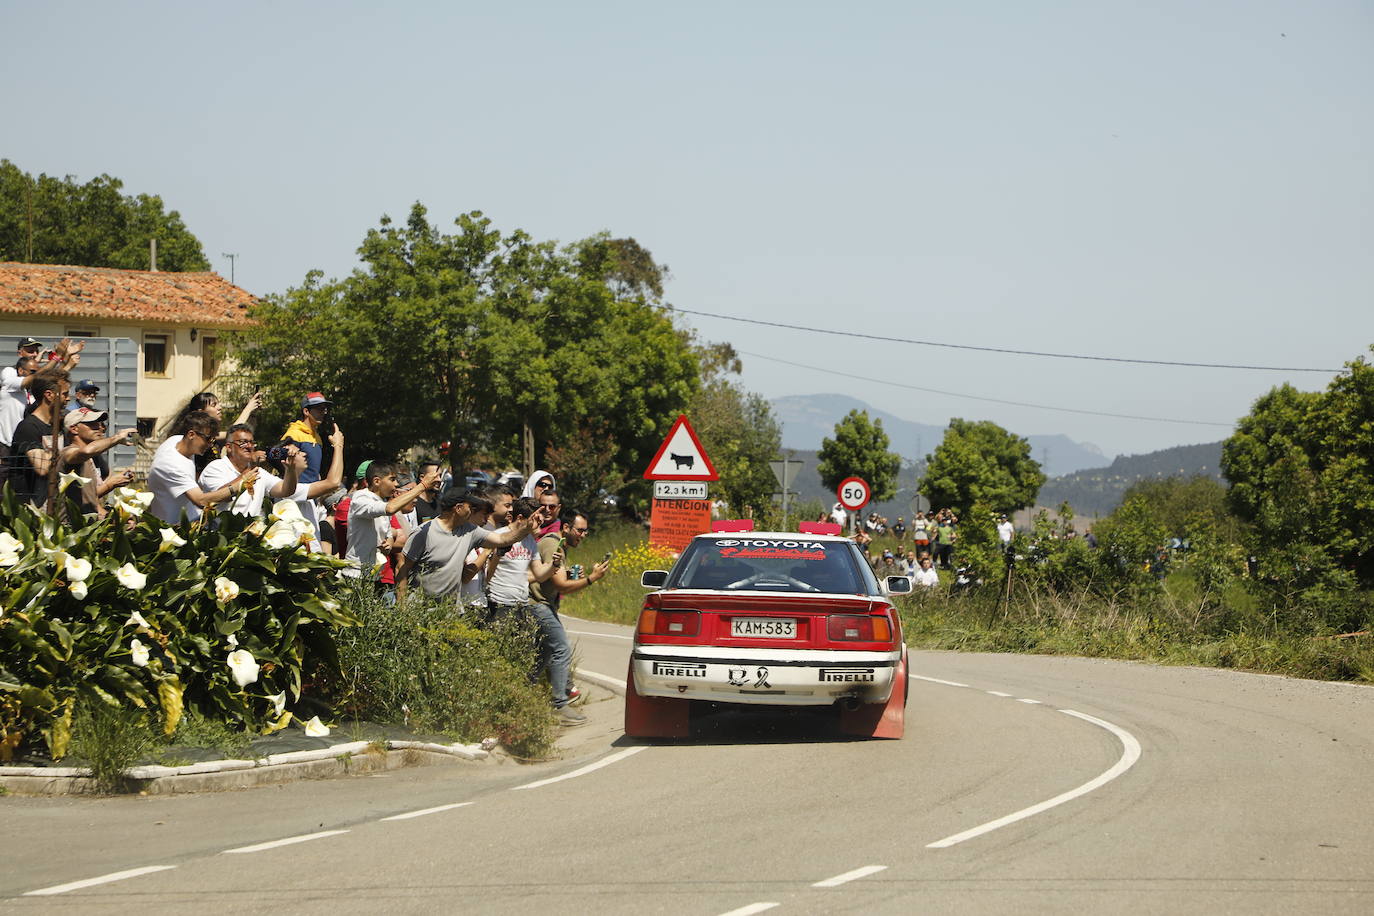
[
  {"left": 819, "top": 667, "right": 877, "bottom": 683},
  {"left": 652, "top": 661, "right": 708, "bottom": 678}
]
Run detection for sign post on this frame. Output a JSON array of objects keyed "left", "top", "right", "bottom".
[
  {"left": 837, "top": 476, "right": 870, "bottom": 535},
  {"left": 768, "top": 458, "right": 804, "bottom": 530},
  {"left": 644, "top": 415, "right": 719, "bottom": 552}
]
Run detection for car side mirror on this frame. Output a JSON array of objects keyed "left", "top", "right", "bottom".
[
  {"left": 641, "top": 569, "right": 669, "bottom": 589},
  {"left": 885, "top": 575, "right": 913, "bottom": 595}
]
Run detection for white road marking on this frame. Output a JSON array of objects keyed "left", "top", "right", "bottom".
[
  {"left": 909, "top": 674, "right": 969, "bottom": 688},
  {"left": 718, "top": 904, "right": 780, "bottom": 916},
  {"left": 565, "top": 628, "right": 633, "bottom": 641},
  {"left": 926, "top": 707, "right": 1143, "bottom": 848},
  {"left": 813, "top": 864, "right": 888, "bottom": 887},
  {"left": 24, "top": 866, "right": 176, "bottom": 897},
  {"left": 380, "top": 802, "right": 473, "bottom": 821},
  {"left": 512, "top": 745, "right": 647, "bottom": 790},
  {"left": 574, "top": 666, "right": 627, "bottom": 690},
  {"left": 986, "top": 690, "right": 1013, "bottom": 697},
  {"left": 1017, "top": 698, "right": 1042, "bottom": 704},
  {"left": 223, "top": 829, "right": 350, "bottom": 854}
]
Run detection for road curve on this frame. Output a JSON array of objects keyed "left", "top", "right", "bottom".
[{"left": 2, "top": 617, "right": 1370, "bottom": 914}]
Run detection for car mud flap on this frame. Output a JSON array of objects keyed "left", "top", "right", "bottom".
[
  {"left": 623, "top": 659, "right": 691, "bottom": 738},
  {"left": 839, "top": 654, "right": 906, "bottom": 739}
]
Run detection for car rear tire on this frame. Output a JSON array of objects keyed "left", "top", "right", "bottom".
[
  {"left": 838, "top": 654, "right": 906, "bottom": 739},
  {"left": 623, "top": 659, "right": 691, "bottom": 738}
]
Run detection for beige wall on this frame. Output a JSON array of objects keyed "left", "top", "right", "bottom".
[{"left": 0, "top": 317, "right": 236, "bottom": 427}]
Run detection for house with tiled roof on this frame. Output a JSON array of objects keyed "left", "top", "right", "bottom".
[{"left": 0, "top": 262, "right": 256, "bottom": 431}]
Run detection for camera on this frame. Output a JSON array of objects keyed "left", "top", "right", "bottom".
[{"left": 266, "top": 445, "right": 291, "bottom": 462}]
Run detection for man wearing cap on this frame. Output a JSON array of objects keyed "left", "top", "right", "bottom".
[
  {"left": 58, "top": 408, "right": 137, "bottom": 518},
  {"left": 1, "top": 338, "right": 82, "bottom": 486},
  {"left": 282, "top": 392, "right": 332, "bottom": 486},
  {"left": 72, "top": 379, "right": 101, "bottom": 411}
]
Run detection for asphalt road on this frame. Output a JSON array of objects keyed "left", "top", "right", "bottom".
[{"left": 3, "top": 615, "right": 1372, "bottom": 914}]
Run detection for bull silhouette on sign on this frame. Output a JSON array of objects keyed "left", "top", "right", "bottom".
[{"left": 670, "top": 453, "right": 695, "bottom": 470}]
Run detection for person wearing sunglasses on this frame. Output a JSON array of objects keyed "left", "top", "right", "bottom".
[
  {"left": 58, "top": 407, "right": 137, "bottom": 518},
  {"left": 146, "top": 410, "right": 256, "bottom": 524}
]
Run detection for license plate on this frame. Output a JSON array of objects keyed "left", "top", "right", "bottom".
[{"left": 731, "top": 617, "right": 796, "bottom": 638}]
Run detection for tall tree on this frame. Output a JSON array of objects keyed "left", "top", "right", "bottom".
[
  {"left": 816, "top": 409, "right": 901, "bottom": 503},
  {"left": 686, "top": 342, "right": 782, "bottom": 515},
  {"left": 0, "top": 160, "right": 209, "bottom": 271},
  {"left": 920, "top": 418, "right": 1045, "bottom": 516}
]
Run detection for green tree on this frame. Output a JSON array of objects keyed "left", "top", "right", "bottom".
[
  {"left": 920, "top": 418, "right": 1045, "bottom": 517},
  {"left": 0, "top": 160, "right": 209, "bottom": 271},
  {"left": 816, "top": 409, "right": 901, "bottom": 503},
  {"left": 686, "top": 343, "right": 781, "bottom": 516},
  {"left": 231, "top": 206, "right": 699, "bottom": 477}
]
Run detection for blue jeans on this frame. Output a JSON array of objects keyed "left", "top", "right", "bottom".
[{"left": 529, "top": 602, "right": 573, "bottom": 708}]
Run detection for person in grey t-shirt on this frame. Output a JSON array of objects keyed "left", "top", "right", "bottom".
[{"left": 395, "top": 487, "right": 547, "bottom": 601}]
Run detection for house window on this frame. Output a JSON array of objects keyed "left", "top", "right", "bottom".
[
  {"left": 66, "top": 326, "right": 98, "bottom": 337},
  {"left": 144, "top": 333, "right": 170, "bottom": 377},
  {"left": 201, "top": 334, "right": 220, "bottom": 382}
]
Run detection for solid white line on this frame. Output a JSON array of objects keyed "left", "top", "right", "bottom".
[
  {"left": 565, "top": 628, "right": 632, "bottom": 641},
  {"left": 380, "top": 802, "right": 473, "bottom": 821},
  {"left": 908, "top": 674, "right": 969, "bottom": 688},
  {"left": 926, "top": 708, "right": 1143, "bottom": 849},
  {"left": 1017, "top": 698, "right": 1042, "bottom": 705},
  {"left": 813, "top": 864, "right": 887, "bottom": 887},
  {"left": 223, "top": 829, "right": 349, "bottom": 854},
  {"left": 718, "top": 904, "right": 780, "bottom": 916},
  {"left": 986, "top": 690, "right": 1013, "bottom": 697},
  {"left": 512, "top": 745, "right": 647, "bottom": 791},
  {"left": 24, "top": 865, "right": 177, "bottom": 897}
]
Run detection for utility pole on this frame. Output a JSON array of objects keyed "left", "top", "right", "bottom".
[{"left": 222, "top": 253, "right": 239, "bottom": 284}]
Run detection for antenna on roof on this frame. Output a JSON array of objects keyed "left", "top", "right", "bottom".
[
  {"left": 222, "top": 253, "right": 239, "bottom": 284},
  {"left": 149, "top": 238, "right": 158, "bottom": 272}
]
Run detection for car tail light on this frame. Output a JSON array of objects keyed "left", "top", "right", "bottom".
[
  {"left": 638, "top": 609, "right": 701, "bottom": 637},
  {"left": 827, "top": 614, "right": 892, "bottom": 642}
]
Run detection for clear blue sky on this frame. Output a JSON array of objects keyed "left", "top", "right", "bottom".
[{"left": 5, "top": 0, "right": 1370, "bottom": 458}]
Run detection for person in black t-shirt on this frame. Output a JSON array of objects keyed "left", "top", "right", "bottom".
[{"left": 11, "top": 370, "right": 71, "bottom": 507}]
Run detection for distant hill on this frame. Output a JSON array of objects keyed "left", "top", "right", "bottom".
[
  {"left": 771, "top": 393, "right": 1109, "bottom": 477},
  {"left": 1037, "top": 442, "right": 1226, "bottom": 519}
]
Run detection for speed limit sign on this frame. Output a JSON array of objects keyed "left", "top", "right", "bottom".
[{"left": 837, "top": 476, "right": 870, "bottom": 511}]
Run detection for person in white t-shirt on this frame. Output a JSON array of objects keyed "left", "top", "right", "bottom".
[
  {"left": 199, "top": 423, "right": 346, "bottom": 519},
  {"left": 1, "top": 338, "right": 83, "bottom": 485},
  {"left": 344, "top": 461, "right": 441, "bottom": 586},
  {"left": 912, "top": 555, "right": 940, "bottom": 588},
  {"left": 997, "top": 514, "right": 1015, "bottom": 551},
  {"left": 146, "top": 411, "right": 254, "bottom": 524}
]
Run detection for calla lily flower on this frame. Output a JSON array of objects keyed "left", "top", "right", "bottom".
[
  {"left": 227, "top": 649, "right": 260, "bottom": 687},
  {"left": 227, "top": 633, "right": 238, "bottom": 647},
  {"left": 214, "top": 575, "right": 240, "bottom": 602},
  {"left": 247, "top": 519, "right": 267, "bottom": 537},
  {"left": 262, "top": 520, "right": 299, "bottom": 550},
  {"left": 58, "top": 469, "right": 91, "bottom": 493},
  {"left": 130, "top": 638, "right": 150, "bottom": 667},
  {"left": 70, "top": 580, "right": 88, "bottom": 600},
  {"left": 127, "top": 611, "right": 150, "bottom": 628},
  {"left": 0, "top": 532, "right": 23, "bottom": 554},
  {"left": 111, "top": 487, "right": 154, "bottom": 517},
  {"left": 159, "top": 528, "right": 187, "bottom": 552},
  {"left": 64, "top": 557, "right": 93, "bottom": 582},
  {"left": 115, "top": 563, "right": 147, "bottom": 590},
  {"left": 270, "top": 499, "right": 304, "bottom": 523},
  {"left": 0, "top": 551, "right": 18, "bottom": 568},
  {"left": 269, "top": 692, "right": 286, "bottom": 715},
  {"left": 303, "top": 716, "right": 330, "bottom": 737}
]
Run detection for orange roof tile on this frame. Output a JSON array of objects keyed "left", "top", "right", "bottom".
[{"left": 0, "top": 262, "right": 257, "bottom": 328}]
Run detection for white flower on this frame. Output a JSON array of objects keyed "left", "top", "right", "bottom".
[
  {"left": 70, "top": 580, "right": 88, "bottom": 600},
  {"left": 269, "top": 691, "right": 286, "bottom": 715},
  {"left": 262, "top": 520, "right": 299, "bottom": 550},
  {"left": 58, "top": 469, "right": 91, "bottom": 493},
  {"left": 247, "top": 519, "right": 267, "bottom": 537},
  {"left": 127, "top": 611, "right": 149, "bottom": 629},
  {"left": 0, "top": 552, "right": 18, "bottom": 568},
  {"left": 130, "top": 638, "right": 150, "bottom": 667},
  {"left": 0, "top": 532, "right": 22, "bottom": 554},
  {"left": 213, "top": 575, "right": 240, "bottom": 603},
  {"left": 64, "top": 556, "right": 92, "bottom": 582},
  {"left": 227, "top": 633, "right": 238, "bottom": 647},
  {"left": 270, "top": 499, "right": 304, "bottom": 523},
  {"left": 227, "top": 649, "right": 260, "bottom": 687},
  {"left": 111, "top": 487, "right": 154, "bottom": 517},
  {"left": 159, "top": 528, "right": 187, "bottom": 552},
  {"left": 303, "top": 716, "right": 330, "bottom": 737},
  {"left": 115, "top": 563, "right": 147, "bottom": 590}
]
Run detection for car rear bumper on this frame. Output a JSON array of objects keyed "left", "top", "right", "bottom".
[{"left": 631, "top": 644, "right": 903, "bottom": 706}]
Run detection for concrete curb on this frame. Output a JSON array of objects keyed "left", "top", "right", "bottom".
[
  {"left": 574, "top": 666, "right": 626, "bottom": 697},
  {"left": 0, "top": 738, "right": 490, "bottom": 797}
]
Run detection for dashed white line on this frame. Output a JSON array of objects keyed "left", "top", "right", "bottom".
[
  {"left": 926, "top": 707, "right": 1143, "bottom": 848},
  {"left": 223, "top": 829, "right": 350, "bottom": 854},
  {"left": 512, "top": 745, "right": 647, "bottom": 790},
  {"left": 986, "top": 690, "right": 1013, "bottom": 697},
  {"left": 718, "top": 904, "right": 780, "bottom": 916},
  {"left": 381, "top": 801, "right": 474, "bottom": 821},
  {"left": 24, "top": 866, "right": 177, "bottom": 897},
  {"left": 1017, "top": 698, "right": 1042, "bottom": 705},
  {"left": 909, "top": 674, "right": 969, "bottom": 688},
  {"left": 812, "top": 864, "right": 888, "bottom": 887}
]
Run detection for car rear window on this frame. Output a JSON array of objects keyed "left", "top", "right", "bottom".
[{"left": 669, "top": 537, "right": 867, "bottom": 594}]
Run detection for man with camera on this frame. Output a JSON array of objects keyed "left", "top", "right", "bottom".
[
  {"left": 200, "top": 422, "right": 345, "bottom": 519},
  {"left": 146, "top": 411, "right": 255, "bottom": 524}
]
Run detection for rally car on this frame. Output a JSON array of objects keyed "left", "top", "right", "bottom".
[{"left": 625, "top": 523, "right": 911, "bottom": 739}]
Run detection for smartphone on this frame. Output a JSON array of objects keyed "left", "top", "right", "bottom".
[
  {"left": 253, "top": 384, "right": 262, "bottom": 395},
  {"left": 603, "top": 552, "right": 612, "bottom": 563}
]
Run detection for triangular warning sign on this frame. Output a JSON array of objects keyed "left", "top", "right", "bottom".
[{"left": 643, "top": 415, "right": 719, "bottom": 481}]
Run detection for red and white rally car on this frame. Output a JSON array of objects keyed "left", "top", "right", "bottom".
[{"left": 626, "top": 523, "right": 911, "bottom": 739}]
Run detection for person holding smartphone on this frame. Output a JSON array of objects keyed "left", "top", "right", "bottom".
[{"left": 59, "top": 407, "right": 138, "bottom": 518}]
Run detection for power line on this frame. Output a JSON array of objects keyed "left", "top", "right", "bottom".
[
  {"left": 673, "top": 306, "right": 1340, "bottom": 373},
  {"left": 737, "top": 350, "right": 1235, "bottom": 427}
]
